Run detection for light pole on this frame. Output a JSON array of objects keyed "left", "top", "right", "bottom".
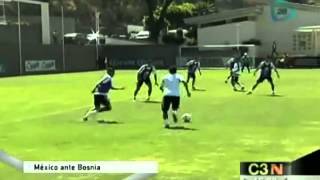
[
  {"left": 236, "top": 23, "right": 240, "bottom": 52},
  {"left": 61, "top": 4, "right": 65, "bottom": 72},
  {"left": 315, "top": 29, "right": 319, "bottom": 56},
  {"left": 17, "top": 0, "right": 22, "bottom": 75},
  {"left": 95, "top": 10, "right": 100, "bottom": 67}
]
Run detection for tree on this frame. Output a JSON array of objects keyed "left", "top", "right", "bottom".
[
  {"left": 144, "top": 0, "right": 216, "bottom": 42},
  {"left": 144, "top": 0, "right": 174, "bottom": 42},
  {"left": 48, "top": 0, "right": 147, "bottom": 35},
  {"left": 166, "top": 2, "right": 196, "bottom": 29}
]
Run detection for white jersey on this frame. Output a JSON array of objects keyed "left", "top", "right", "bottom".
[
  {"left": 162, "top": 74, "right": 184, "bottom": 97},
  {"left": 232, "top": 61, "right": 241, "bottom": 76}
]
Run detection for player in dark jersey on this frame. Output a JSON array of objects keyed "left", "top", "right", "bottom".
[
  {"left": 83, "top": 68, "right": 125, "bottom": 121},
  {"left": 133, "top": 63, "right": 158, "bottom": 101},
  {"left": 241, "top": 52, "right": 251, "bottom": 73},
  {"left": 186, "top": 58, "right": 201, "bottom": 90},
  {"left": 247, "top": 57, "right": 280, "bottom": 95}
]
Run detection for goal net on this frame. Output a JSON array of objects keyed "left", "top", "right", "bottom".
[{"left": 177, "top": 44, "right": 257, "bottom": 68}]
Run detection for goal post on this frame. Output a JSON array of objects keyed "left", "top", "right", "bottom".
[{"left": 2, "top": 0, "right": 50, "bottom": 44}]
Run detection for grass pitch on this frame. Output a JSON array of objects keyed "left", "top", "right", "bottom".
[{"left": 0, "top": 69, "right": 320, "bottom": 180}]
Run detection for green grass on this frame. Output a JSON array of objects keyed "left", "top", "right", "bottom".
[{"left": 0, "top": 69, "right": 320, "bottom": 180}]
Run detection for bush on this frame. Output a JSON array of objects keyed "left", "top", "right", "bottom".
[
  {"left": 162, "top": 34, "right": 185, "bottom": 45},
  {"left": 242, "top": 39, "right": 262, "bottom": 46}
]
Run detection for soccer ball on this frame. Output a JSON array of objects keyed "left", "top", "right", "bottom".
[{"left": 181, "top": 113, "right": 192, "bottom": 123}]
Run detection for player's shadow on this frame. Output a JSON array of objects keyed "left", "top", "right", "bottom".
[
  {"left": 167, "top": 126, "right": 198, "bottom": 131},
  {"left": 262, "top": 94, "right": 285, "bottom": 98},
  {"left": 97, "top": 120, "right": 124, "bottom": 125},
  {"left": 192, "top": 88, "right": 206, "bottom": 92},
  {"left": 139, "top": 100, "right": 162, "bottom": 104},
  {"left": 234, "top": 89, "right": 246, "bottom": 93}
]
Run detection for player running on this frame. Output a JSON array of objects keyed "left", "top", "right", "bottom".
[
  {"left": 133, "top": 63, "right": 158, "bottom": 101},
  {"left": 241, "top": 52, "right": 251, "bottom": 73},
  {"left": 160, "top": 66, "right": 191, "bottom": 129},
  {"left": 225, "top": 57, "right": 235, "bottom": 83},
  {"left": 83, "top": 68, "right": 125, "bottom": 121},
  {"left": 230, "top": 57, "right": 245, "bottom": 91},
  {"left": 247, "top": 57, "right": 280, "bottom": 95},
  {"left": 186, "top": 58, "right": 201, "bottom": 90}
]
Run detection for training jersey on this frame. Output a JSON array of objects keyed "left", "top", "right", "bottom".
[
  {"left": 226, "top": 58, "right": 234, "bottom": 68},
  {"left": 231, "top": 61, "right": 241, "bottom": 76},
  {"left": 258, "top": 61, "right": 275, "bottom": 77},
  {"left": 137, "top": 64, "right": 156, "bottom": 80},
  {"left": 186, "top": 60, "right": 200, "bottom": 74},
  {"left": 93, "top": 74, "right": 112, "bottom": 96},
  {"left": 241, "top": 55, "right": 250, "bottom": 65},
  {"left": 162, "top": 74, "right": 184, "bottom": 97}
]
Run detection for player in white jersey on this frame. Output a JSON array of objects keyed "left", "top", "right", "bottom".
[
  {"left": 225, "top": 57, "right": 235, "bottom": 83},
  {"left": 230, "top": 57, "right": 245, "bottom": 91},
  {"left": 160, "top": 66, "right": 191, "bottom": 128}
]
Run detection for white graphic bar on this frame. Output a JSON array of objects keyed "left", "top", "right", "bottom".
[
  {"left": 0, "top": 150, "right": 158, "bottom": 180},
  {"left": 23, "top": 161, "right": 158, "bottom": 174}
]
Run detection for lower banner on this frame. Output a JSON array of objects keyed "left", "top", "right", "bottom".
[{"left": 23, "top": 161, "right": 158, "bottom": 174}]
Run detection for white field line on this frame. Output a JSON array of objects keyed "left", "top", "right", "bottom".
[
  {"left": 0, "top": 105, "right": 90, "bottom": 125},
  {"left": 123, "top": 173, "right": 156, "bottom": 180}
]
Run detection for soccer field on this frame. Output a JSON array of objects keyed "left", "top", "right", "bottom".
[{"left": 0, "top": 69, "right": 320, "bottom": 180}]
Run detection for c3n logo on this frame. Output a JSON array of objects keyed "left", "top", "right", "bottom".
[
  {"left": 271, "top": 0, "right": 297, "bottom": 22},
  {"left": 248, "top": 163, "right": 284, "bottom": 175}
]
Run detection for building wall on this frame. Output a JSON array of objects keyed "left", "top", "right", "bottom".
[
  {"left": 196, "top": 5, "right": 320, "bottom": 57},
  {"left": 198, "top": 21, "right": 257, "bottom": 46},
  {"left": 255, "top": 5, "right": 320, "bottom": 57}
]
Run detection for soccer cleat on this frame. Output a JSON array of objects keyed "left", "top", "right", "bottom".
[
  {"left": 164, "top": 124, "right": 170, "bottom": 129},
  {"left": 192, "top": 87, "right": 196, "bottom": 91},
  {"left": 241, "top": 86, "right": 245, "bottom": 91},
  {"left": 83, "top": 117, "right": 88, "bottom": 122},
  {"left": 146, "top": 97, "right": 150, "bottom": 101},
  {"left": 247, "top": 91, "right": 253, "bottom": 95},
  {"left": 133, "top": 96, "right": 136, "bottom": 101},
  {"left": 233, "top": 88, "right": 238, "bottom": 92},
  {"left": 272, "top": 91, "right": 275, "bottom": 96}
]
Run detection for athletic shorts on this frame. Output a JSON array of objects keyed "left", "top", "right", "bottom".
[
  {"left": 137, "top": 76, "right": 152, "bottom": 87},
  {"left": 162, "top": 96, "right": 180, "bottom": 112},
  {"left": 94, "top": 95, "right": 111, "bottom": 111},
  {"left": 188, "top": 73, "right": 196, "bottom": 79},
  {"left": 232, "top": 76, "right": 239, "bottom": 82},
  {"left": 257, "top": 76, "right": 273, "bottom": 83}
]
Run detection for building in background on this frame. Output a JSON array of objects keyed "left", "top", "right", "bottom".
[{"left": 185, "top": 0, "right": 320, "bottom": 57}]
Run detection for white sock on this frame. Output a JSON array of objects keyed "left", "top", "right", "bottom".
[
  {"left": 84, "top": 109, "right": 97, "bottom": 119},
  {"left": 172, "top": 111, "right": 178, "bottom": 116},
  {"left": 164, "top": 119, "right": 169, "bottom": 126}
]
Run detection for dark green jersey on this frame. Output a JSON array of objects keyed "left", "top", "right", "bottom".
[{"left": 258, "top": 61, "right": 276, "bottom": 77}]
